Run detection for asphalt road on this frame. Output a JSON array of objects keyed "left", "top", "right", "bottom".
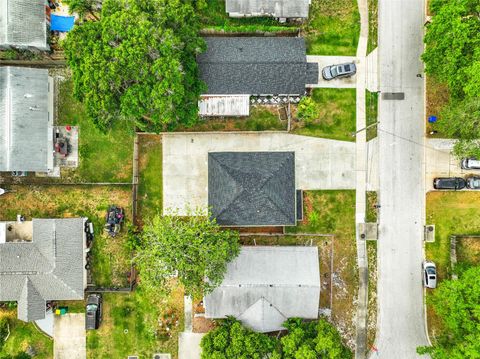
[{"left": 375, "top": 0, "right": 430, "bottom": 357}]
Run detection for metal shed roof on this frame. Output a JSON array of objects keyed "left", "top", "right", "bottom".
[
  {"left": 0, "top": 66, "right": 53, "bottom": 172},
  {"left": 198, "top": 95, "right": 250, "bottom": 117},
  {"left": 204, "top": 246, "right": 320, "bottom": 332},
  {"left": 226, "top": 0, "right": 310, "bottom": 18},
  {"left": 0, "top": 0, "right": 48, "bottom": 50},
  {"left": 198, "top": 37, "right": 318, "bottom": 96}
]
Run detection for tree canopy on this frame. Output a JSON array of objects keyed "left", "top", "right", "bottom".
[
  {"left": 417, "top": 266, "right": 480, "bottom": 358},
  {"left": 63, "top": 0, "right": 205, "bottom": 132},
  {"left": 201, "top": 318, "right": 351, "bottom": 359},
  {"left": 134, "top": 211, "right": 240, "bottom": 297},
  {"left": 201, "top": 317, "right": 279, "bottom": 359}
]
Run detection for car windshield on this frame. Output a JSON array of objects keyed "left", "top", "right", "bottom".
[
  {"left": 330, "top": 67, "right": 338, "bottom": 76},
  {"left": 86, "top": 304, "right": 97, "bottom": 312},
  {"left": 473, "top": 179, "right": 480, "bottom": 187},
  {"left": 344, "top": 64, "right": 351, "bottom": 72},
  {"left": 426, "top": 267, "right": 436, "bottom": 275}
]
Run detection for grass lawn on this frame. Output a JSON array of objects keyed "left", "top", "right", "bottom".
[
  {"left": 425, "top": 75, "right": 450, "bottom": 138},
  {"left": 366, "top": 91, "right": 378, "bottom": 141},
  {"left": 87, "top": 287, "right": 184, "bottom": 359},
  {"left": 366, "top": 191, "right": 378, "bottom": 223},
  {"left": 0, "top": 185, "right": 132, "bottom": 287},
  {"left": 198, "top": 0, "right": 297, "bottom": 32},
  {"left": 292, "top": 89, "right": 356, "bottom": 141},
  {"left": 304, "top": 0, "right": 360, "bottom": 55},
  {"left": 367, "top": 0, "right": 378, "bottom": 54},
  {"left": 0, "top": 309, "right": 53, "bottom": 358},
  {"left": 137, "top": 134, "right": 163, "bottom": 226},
  {"left": 57, "top": 76, "right": 135, "bottom": 183},
  {"left": 287, "top": 190, "right": 357, "bottom": 348},
  {"left": 181, "top": 106, "right": 287, "bottom": 132},
  {"left": 456, "top": 236, "right": 480, "bottom": 268},
  {"left": 366, "top": 240, "right": 377, "bottom": 349}
]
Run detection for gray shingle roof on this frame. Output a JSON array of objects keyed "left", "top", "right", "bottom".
[
  {"left": 0, "top": 0, "right": 48, "bottom": 50},
  {"left": 0, "top": 218, "right": 86, "bottom": 322},
  {"left": 208, "top": 152, "right": 296, "bottom": 226},
  {"left": 198, "top": 37, "right": 318, "bottom": 95},
  {"left": 0, "top": 66, "right": 52, "bottom": 172},
  {"left": 226, "top": 0, "right": 310, "bottom": 18},
  {"left": 204, "top": 246, "right": 320, "bottom": 332}
]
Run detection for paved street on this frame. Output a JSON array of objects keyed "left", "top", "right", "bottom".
[{"left": 375, "top": 0, "right": 430, "bottom": 357}]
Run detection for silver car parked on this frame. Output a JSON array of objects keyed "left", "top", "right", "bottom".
[
  {"left": 322, "top": 62, "right": 357, "bottom": 80},
  {"left": 422, "top": 261, "right": 437, "bottom": 289}
]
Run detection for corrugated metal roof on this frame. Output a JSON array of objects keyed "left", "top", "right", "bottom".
[
  {"left": 0, "top": 0, "right": 48, "bottom": 50},
  {"left": 226, "top": 0, "right": 310, "bottom": 18},
  {"left": 204, "top": 246, "right": 320, "bottom": 332},
  {"left": 208, "top": 151, "right": 296, "bottom": 226},
  {"left": 198, "top": 95, "right": 250, "bottom": 116},
  {"left": 198, "top": 37, "right": 317, "bottom": 95},
  {"left": 0, "top": 218, "right": 86, "bottom": 322},
  {"left": 0, "top": 66, "right": 52, "bottom": 172}
]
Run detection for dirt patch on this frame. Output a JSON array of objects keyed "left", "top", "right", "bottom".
[
  {"left": 456, "top": 237, "right": 480, "bottom": 266},
  {"left": 426, "top": 75, "right": 450, "bottom": 137},
  {"left": 193, "top": 317, "right": 216, "bottom": 333}
]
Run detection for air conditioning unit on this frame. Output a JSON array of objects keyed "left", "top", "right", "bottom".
[{"left": 153, "top": 354, "right": 171, "bottom": 359}]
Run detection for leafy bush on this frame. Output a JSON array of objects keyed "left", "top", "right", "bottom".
[
  {"left": 297, "top": 97, "right": 318, "bottom": 125},
  {"left": 0, "top": 318, "right": 9, "bottom": 350}
]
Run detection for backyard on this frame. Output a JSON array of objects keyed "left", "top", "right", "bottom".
[
  {"left": 286, "top": 190, "right": 358, "bottom": 349},
  {"left": 303, "top": 0, "right": 360, "bottom": 56},
  {"left": 292, "top": 89, "right": 356, "bottom": 141}
]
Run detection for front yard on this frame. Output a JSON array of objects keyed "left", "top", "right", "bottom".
[{"left": 292, "top": 89, "right": 356, "bottom": 141}]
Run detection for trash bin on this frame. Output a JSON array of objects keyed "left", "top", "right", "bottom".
[
  {"left": 428, "top": 115, "right": 437, "bottom": 123},
  {"left": 55, "top": 307, "right": 68, "bottom": 316}
]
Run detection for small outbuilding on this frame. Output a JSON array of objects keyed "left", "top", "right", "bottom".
[
  {"left": 226, "top": 0, "right": 311, "bottom": 19},
  {"left": 208, "top": 151, "right": 296, "bottom": 227},
  {"left": 204, "top": 246, "right": 320, "bottom": 332},
  {"left": 0, "top": 0, "right": 49, "bottom": 50}
]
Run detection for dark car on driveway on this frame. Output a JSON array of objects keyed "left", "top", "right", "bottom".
[
  {"left": 86, "top": 294, "right": 102, "bottom": 330},
  {"left": 322, "top": 62, "right": 357, "bottom": 80},
  {"left": 466, "top": 176, "right": 480, "bottom": 189},
  {"left": 433, "top": 177, "right": 466, "bottom": 190}
]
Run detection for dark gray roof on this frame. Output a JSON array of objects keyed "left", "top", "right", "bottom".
[
  {"left": 226, "top": 0, "right": 310, "bottom": 18},
  {"left": 204, "top": 246, "right": 320, "bottom": 332},
  {"left": 0, "top": 67, "right": 52, "bottom": 172},
  {"left": 208, "top": 152, "right": 296, "bottom": 226},
  {"left": 0, "top": 0, "right": 48, "bottom": 50},
  {"left": 0, "top": 218, "right": 86, "bottom": 322},
  {"left": 198, "top": 37, "right": 318, "bottom": 95}
]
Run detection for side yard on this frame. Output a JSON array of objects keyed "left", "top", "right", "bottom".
[
  {"left": 425, "top": 191, "right": 480, "bottom": 340},
  {"left": 286, "top": 190, "right": 358, "bottom": 348}
]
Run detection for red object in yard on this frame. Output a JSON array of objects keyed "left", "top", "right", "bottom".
[{"left": 66, "top": 125, "right": 72, "bottom": 131}]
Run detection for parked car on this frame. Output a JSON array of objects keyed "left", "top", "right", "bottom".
[
  {"left": 466, "top": 176, "right": 480, "bottom": 189},
  {"left": 322, "top": 62, "right": 357, "bottom": 80},
  {"left": 86, "top": 294, "right": 102, "bottom": 330},
  {"left": 461, "top": 158, "right": 480, "bottom": 170},
  {"left": 433, "top": 177, "right": 466, "bottom": 190},
  {"left": 422, "top": 261, "right": 437, "bottom": 289}
]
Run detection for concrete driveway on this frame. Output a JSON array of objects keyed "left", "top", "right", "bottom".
[
  {"left": 54, "top": 314, "right": 86, "bottom": 359},
  {"left": 163, "top": 132, "right": 355, "bottom": 214},
  {"left": 179, "top": 332, "right": 204, "bottom": 359},
  {"left": 306, "top": 55, "right": 357, "bottom": 88}
]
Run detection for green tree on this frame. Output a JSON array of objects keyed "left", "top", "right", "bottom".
[
  {"left": 63, "top": 0, "right": 205, "bottom": 132},
  {"left": 134, "top": 210, "right": 240, "bottom": 296},
  {"left": 417, "top": 266, "right": 480, "bottom": 358},
  {"left": 423, "top": 0, "right": 480, "bottom": 98},
  {"left": 281, "top": 318, "right": 352, "bottom": 359},
  {"left": 200, "top": 318, "right": 278, "bottom": 359},
  {"left": 0, "top": 318, "right": 8, "bottom": 351},
  {"left": 297, "top": 96, "right": 318, "bottom": 125},
  {"left": 64, "top": 0, "right": 99, "bottom": 19}
]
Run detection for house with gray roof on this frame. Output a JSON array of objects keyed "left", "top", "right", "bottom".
[
  {"left": 0, "top": 66, "right": 54, "bottom": 172},
  {"left": 0, "top": 218, "right": 86, "bottom": 322},
  {"left": 208, "top": 151, "right": 297, "bottom": 227},
  {"left": 226, "top": 0, "right": 311, "bottom": 19},
  {"left": 0, "top": 0, "right": 49, "bottom": 50},
  {"left": 197, "top": 37, "right": 318, "bottom": 116},
  {"left": 204, "top": 246, "right": 320, "bottom": 332}
]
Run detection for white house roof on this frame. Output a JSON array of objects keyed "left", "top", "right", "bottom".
[
  {"left": 0, "top": 66, "right": 53, "bottom": 172},
  {"left": 0, "top": 0, "right": 48, "bottom": 50},
  {"left": 204, "top": 246, "right": 320, "bottom": 332}
]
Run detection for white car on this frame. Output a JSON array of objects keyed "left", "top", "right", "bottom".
[{"left": 422, "top": 261, "right": 437, "bottom": 289}]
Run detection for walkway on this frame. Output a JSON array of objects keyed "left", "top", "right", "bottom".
[
  {"left": 354, "top": 0, "right": 370, "bottom": 356},
  {"left": 374, "top": 0, "right": 430, "bottom": 357}
]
